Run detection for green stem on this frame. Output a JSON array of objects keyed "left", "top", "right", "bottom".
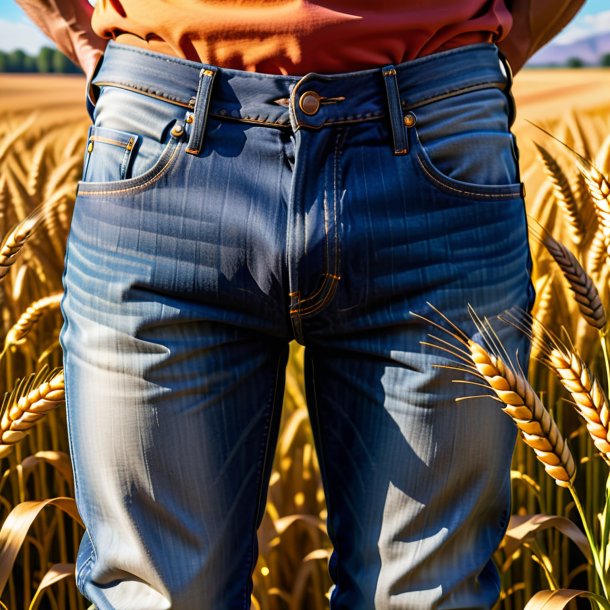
[{"left": 570, "top": 482, "right": 609, "bottom": 598}]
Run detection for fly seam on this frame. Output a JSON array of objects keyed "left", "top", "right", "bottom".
[{"left": 290, "top": 128, "right": 346, "bottom": 317}]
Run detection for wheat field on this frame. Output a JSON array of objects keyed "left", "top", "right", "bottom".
[{"left": 0, "top": 68, "right": 610, "bottom": 609}]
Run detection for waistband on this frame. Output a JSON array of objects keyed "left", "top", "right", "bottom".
[{"left": 87, "top": 40, "right": 512, "bottom": 156}]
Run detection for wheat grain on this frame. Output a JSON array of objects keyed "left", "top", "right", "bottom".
[
  {"left": 5, "top": 292, "right": 63, "bottom": 348},
  {"left": 535, "top": 143, "right": 585, "bottom": 247},
  {"left": 587, "top": 229, "right": 607, "bottom": 278},
  {"left": 542, "top": 233, "right": 606, "bottom": 330},
  {"left": 596, "top": 133, "right": 610, "bottom": 175},
  {"left": 0, "top": 370, "right": 64, "bottom": 459},
  {"left": 468, "top": 340, "right": 575, "bottom": 487},
  {"left": 548, "top": 348, "right": 610, "bottom": 463}
]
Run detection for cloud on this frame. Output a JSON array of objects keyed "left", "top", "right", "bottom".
[
  {"left": 0, "top": 18, "right": 55, "bottom": 54},
  {"left": 554, "top": 9, "right": 610, "bottom": 45}
]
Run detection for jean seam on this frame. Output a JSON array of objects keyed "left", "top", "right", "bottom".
[
  {"left": 242, "top": 352, "right": 285, "bottom": 609},
  {"left": 291, "top": 135, "right": 334, "bottom": 310},
  {"left": 415, "top": 152, "right": 523, "bottom": 200},
  {"left": 290, "top": 128, "right": 346, "bottom": 318},
  {"left": 401, "top": 81, "right": 504, "bottom": 112},
  {"left": 62, "top": 346, "right": 99, "bottom": 594}
]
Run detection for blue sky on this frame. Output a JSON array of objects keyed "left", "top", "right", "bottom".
[{"left": 0, "top": 0, "right": 608, "bottom": 53}]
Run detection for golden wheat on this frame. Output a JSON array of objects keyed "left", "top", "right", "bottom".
[
  {"left": 468, "top": 340, "right": 575, "bottom": 487},
  {"left": 535, "top": 143, "right": 585, "bottom": 247},
  {"left": 4, "top": 292, "right": 63, "bottom": 348},
  {"left": 0, "top": 370, "right": 64, "bottom": 459},
  {"left": 547, "top": 347, "right": 610, "bottom": 463},
  {"left": 541, "top": 233, "right": 606, "bottom": 330}
]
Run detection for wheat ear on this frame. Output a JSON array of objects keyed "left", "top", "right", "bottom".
[
  {"left": 587, "top": 229, "right": 607, "bottom": 277},
  {"left": 412, "top": 304, "right": 575, "bottom": 488},
  {"left": 548, "top": 348, "right": 610, "bottom": 462},
  {"left": 468, "top": 340, "right": 575, "bottom": 487},
  {"left": 0, "top": 369, "right": 64, "bottom": 459},
  {"left": 534, "top": 142, "right": 585, "bottom": 247},
  {"left": 4, "top": 292, "right": 63, "bottom": 348},
  {"left": 0, "top": 184, "right": 72, "bottom": 281},
  {"left": 541, "top": 233, "right": 606, "bottom": 330}
]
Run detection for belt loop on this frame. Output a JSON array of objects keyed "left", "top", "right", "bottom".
[
  {"left": 185, "top": 67, "right": 217, "bottom": 156},
  {"left": 381, "top": 65, "right": 408, "bottom": 156},
  {"left": 496, "top": 48, "right": 516, "bottom": 128}
]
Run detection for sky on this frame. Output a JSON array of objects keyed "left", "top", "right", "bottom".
[{"left": 0, "top": 0, "right": 608, "bottom": 54}]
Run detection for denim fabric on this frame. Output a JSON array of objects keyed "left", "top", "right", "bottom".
[{"left": 60, "top": 40, "right": 535, "bottom": 610}]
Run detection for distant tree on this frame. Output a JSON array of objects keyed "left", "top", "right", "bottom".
[
  {"left": 0, "top": 52, "right": 7, "bottom": 73},
  {"left": 52, "top": 49, "right": 81, "bottom": 74},
  {"left": 566, "top": 57, "right": 585, "bottom": 68},
  {"left": 22, "top": 54, "right": 37, "bottom": 73},
  {"left": 601, "top": 53, "right": 610, "bottom": 67},
  {"left": 37, "top": 46, "right": 55, "bottom": 73},
  {"left": 6, "top": 49, "right": 27, "bottom": 72}
]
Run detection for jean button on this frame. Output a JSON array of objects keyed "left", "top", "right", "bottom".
[{"left": 299, "top": 91, "right": 321, "bottom": 115}]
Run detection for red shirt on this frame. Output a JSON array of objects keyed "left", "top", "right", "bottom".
[
  {"left": 91, "top": 0, "right": 512, "bottom": 74},
  {"left": 14, "top": 0, "right": 586, "bottom": 80}
]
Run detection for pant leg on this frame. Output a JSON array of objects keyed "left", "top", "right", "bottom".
[
  {"left": 60, "top": 84, "right": 292, "bottom": 610},
  {"left": 298, "top": 85, "right": 534, "bottom": 609}
]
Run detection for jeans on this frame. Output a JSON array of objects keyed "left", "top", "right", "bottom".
[{"left": 60, "top": 40, "right": 535, "bottom": 609}]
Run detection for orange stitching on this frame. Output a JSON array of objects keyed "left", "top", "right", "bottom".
[
  {"left": 77, "top": 141, "right": 182, "bottom": 197},
  {"left": 89, "top": 135, "right": 133, "bottom": 148},
  {"left": 290, "top": 129, "right": 346, "bottom": 317},
  {"left": 416, "top": 154, "right": 522, "bottom": 200},
  {"left": 93, "top": 81, "right": 192, "bottom": 108}
]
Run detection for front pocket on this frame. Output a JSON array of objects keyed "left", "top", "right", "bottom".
[
  {"left": 413, "top": 129, "right": 524, "bottom": 201},
  {"left": 77, "top": 120, "right": 185, "bottom": 197},
  {"left": 408, "top": 87, "right": 524, "bottom": 201}
]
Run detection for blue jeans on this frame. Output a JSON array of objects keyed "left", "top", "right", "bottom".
[{"left": 60, "top": 40, "right": 535, "bottom": 609}]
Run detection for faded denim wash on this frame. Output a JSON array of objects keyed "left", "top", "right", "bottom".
[{"left": 60, "top": 40, "right": 535, "bottom": 610}]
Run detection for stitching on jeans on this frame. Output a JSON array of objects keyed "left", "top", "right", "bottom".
[
  {"left": 290, "top": 130, "right": 336, "bottom": 313},
  {"left": 293, "top": 190, "right": 332, "bottom": 308},
  {"left": 291, "top": 129, "right": 346, "bottom": 315},
  {"left": 416, "top": 154, "right": 522, "bottom": 200},
  {"left": 93, "top": 81, "right": 193, "bottom": 108},
  {"left": 108, "top": 41, "right": 304, "bottom": 85},
  {"left": 89, "top": 135, "right": 133, "bottom": 148},
  {"left": 77, "top": 141, "right": 182, "bottom": 197},
  {"left": 401, "top": 81, "right": 504, "bottom": 111},
  {"left": 290, "top": 128, "right": 347, "bottom": 317},
  {"left": 243, "top": 353, "right": 284, "bottom": 609}
]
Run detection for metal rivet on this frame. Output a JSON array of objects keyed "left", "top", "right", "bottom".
[
  {"left": 299, "top": 91, "right": 321, "bottom": 116},
  {"left": 126, "top": 137, "right": 134, "bottom": 151},
  {"left": 87, "top": 141, "right": 93, "bottom": 153},
  {"left": 403, "top": 113, "right": 416, "bottom": 127},
  {"left": 185, "top": 114, "right": 194, "bottom": 124},
  {"left": 171, "top": 124, "right": 184, "bottom": 137}
]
